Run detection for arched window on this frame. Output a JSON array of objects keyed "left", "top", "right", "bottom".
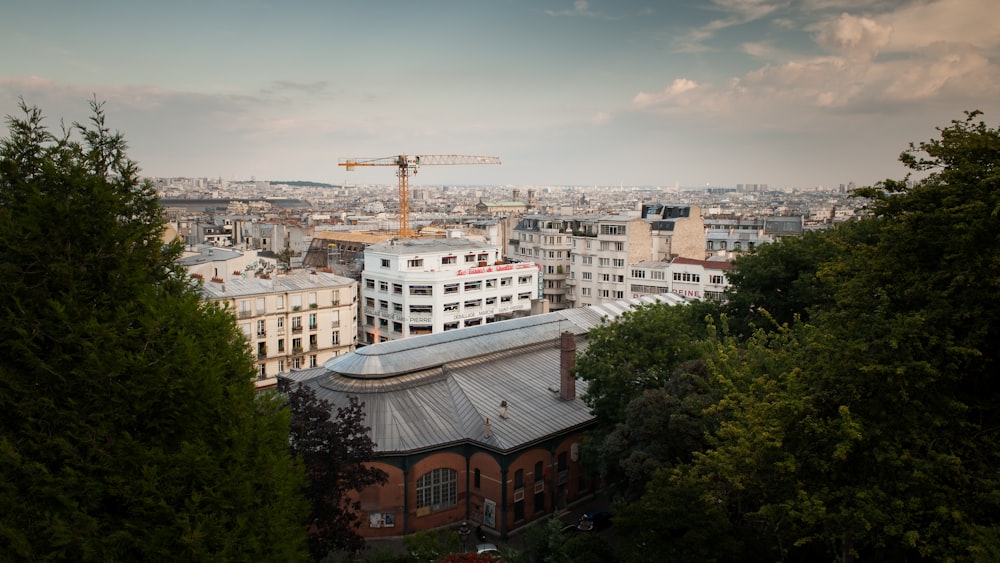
[{"left": 416, "top": 468, "right": 457, "bottom": 512}]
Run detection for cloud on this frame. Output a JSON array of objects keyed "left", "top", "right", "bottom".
[
  {"left": 814, "top": 13, "right": 892, "bottom": 59},
  {"left": 673, "top": 0, "right": 785, "bottom": 52},
  {"left": 633, "top": 0, "right": 1000, "bottom": 122}
]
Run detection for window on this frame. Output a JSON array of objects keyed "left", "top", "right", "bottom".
[
  {"left": 277, "top": 295, "right": 284, "bottom": 309},
  {"left": 534, "top": 461, "right": 543, "bottom": 482},
  {"left": 408, "top": 258, "right": 424, "bottom": 268},
  {"left": 442, "top": 256, "right": 456, "bottom": 265},
  {"left": 292, "top": 337, "right": 302, "bottom": 352},
  {"left": 308, "top": 292, "right": 316, "bottom": 307},
  {"left": 409, "top": 305, "right": 433, "bottom": 314},
  {"left": 277, "top": 339, "right": 285, "bottom": 352},
  {"left": 379, "top": 300, "right": 388, "bottom": 310},
  {"left": 393, "top": 283, "right": 403, "bottom": 294},
  {"left": 256, "top": 297, "right": 265, "bottom": 314},
  {"left": 292, "top": 316, "right": 303, "bottom": 331},
  {"left": 393, "top": 302, "right": 403, "bottom": 312},
  {"left": 485, "top": 278, "right": 496, "bottom": 288},
  {"left": 256, "top": 320, "right": 266, "bottom": 337},
  {"left": 277, "top": 317, "right": 284, "bottom": 329},
  {"left": 518, "top": 275, "right": 532, "bottom": 284},
  {"left": 393, "top": 321, "right": 403, "bottom": 332},
  {"left": 444, "top": 301, "right": 460, "bottom": 312},
  {"left": 331, "top": 331, "right": 339, "bottom": 346},
  {"left": 501, "top": 295, "right": 513, "bottom": 303},
  {"left": 464, "top": 280, "right": 482, "bottom": 291},
  {"left": 465, "top": 254, "right": 477, "bottom": 263},
  {"left": 474, "top": 469, "right": 481, "bottom": 489},
  {"left": 485, "top": 296, "right": 496, "bottom": 305},
  {"left": 632, "top": 269, "right": 646, "bottom": 279},
  {"left": 599, "top": 258, "right": 610, "bottom": 267},
  {"left": 518, "top": 292, "right": 532, "bottom": 300},
  {"left": 379, "top": 281, "right": 388, "bottom": 292},
  {"left": 444, "top": 283, "right": 459, "bottom": 294},
  {"left": 409, "top": 285, "right": 433, "bottom": 296},
  {"left": 365, "top": 297, "right": 375, "bottom": 308},
  {"left": 501, "top": 277, "right": 512, "bottom": 286},
  {"left": 514, "top": 469, "right": 524, "bottom": 490},
  {"left": 601, "top": 274, "right": 610, "bottom": 282},
  {"left": 381, "top": 258, "right": 390, "bottom": 268},
  {"left": 582, "top": 256, "right": 593, "bottom": 265},
  {"left": 600, "top": 224, "right": 625, "bottom": 235},
  {"left": 651, "top": 271, "right": 665, "bottom": 280},
  {"left": 582, "top": 288, "right": 591, "bottom": 296},
  {"left": 331, "top": 290, "right": 340, "bottom": 306},
  {"left": 612, "top": 258, "right": 625, "bottom": 268},
  {"left": 464, "top": 299, "right": 482, "bottom": 309},
  {"left": 309, "top": 355, "right": 317, "bottom": 368},
  {"left": 582, "top": 272, "right": 592, "bottom": 280},
  {"left": 443, "top": 321, "right": 459, "bottom": 331},
  {"left": 365, "top": 278, "right": 375, "bottom": 290},
  {"left": 711, "top": 274, "right": 725, "bottom": 284}
]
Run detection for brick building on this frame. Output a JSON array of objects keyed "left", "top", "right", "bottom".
[{"left": 281, "top": 294, "right": 686, "bottom": 540}]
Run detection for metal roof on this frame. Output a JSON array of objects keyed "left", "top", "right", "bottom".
[
  {"left": 200, "top": 270, "right": 356, "bottom": 299},
  {"left": 288, "top": 294, "right": 686, "bottom": 455}
]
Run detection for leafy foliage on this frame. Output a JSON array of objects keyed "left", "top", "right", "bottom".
[
  {"left": 0, "top": 99, "right": 308, "bottom": 559},
  {"left": 283, "top": 382, "right": 388, "bottom": 560}
]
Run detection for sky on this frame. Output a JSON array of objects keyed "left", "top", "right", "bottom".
[{"left": 2, "top": 0, "right": 999, "bottom": 189}]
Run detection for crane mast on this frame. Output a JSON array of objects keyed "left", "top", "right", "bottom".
[{"left": 339, "top": 154, "right": 501, "bottom": 238}]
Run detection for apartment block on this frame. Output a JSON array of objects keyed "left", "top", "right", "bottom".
[
  {"left": 629, "top": 257, "right": 734, "bottom": 302},
  {"left": 200, "top": 271, "right": 358, "bottom": 388},
  {"left": 569, "top": 216, "right": 652, "bottom": 307},
  {"left": 360, "top": 238, "right": 540, "bottom": 343},
  {"left": 507, "top": 217, "right": 574, "bottom": 310}
]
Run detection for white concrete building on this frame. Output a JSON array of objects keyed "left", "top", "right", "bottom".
[
  {"left": 200, "top": 271, "right": 359, "bottom": 389},
  {"left": 628, "top": 257, "right": 734, "bottom": 302},
  {"left": 360, "top": 238, "right": 541, "bottom": 344},
  {"left": 179, "top": 245, "right": 278, "bottom": 283}
]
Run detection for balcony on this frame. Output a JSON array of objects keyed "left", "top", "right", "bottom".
[
  {"left": 308, "top": 324, "right": 318, "bottom": 331},
  {"left": 256, "top": 331, "right": 266, "bottom": 338},
  {"left": 292, "top": 325, "right": 303, "bottom": 334}
]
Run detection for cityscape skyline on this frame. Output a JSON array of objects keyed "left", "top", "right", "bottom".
[{"left": 3, "top": 0, "right": 999, "bottom": 189}]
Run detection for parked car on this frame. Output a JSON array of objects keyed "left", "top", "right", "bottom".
[
  {"left": 476, "top": 542, "right": 500, "bottom": 555},
  {"left": 576, "top": 510, "right": 613, "bottom": 532}
]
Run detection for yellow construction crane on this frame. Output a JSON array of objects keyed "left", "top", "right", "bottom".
[{"left": 338, "top": 154, "right": 501, "bottom": 238}]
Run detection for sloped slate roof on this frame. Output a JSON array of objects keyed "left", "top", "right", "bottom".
[{"left": 289, "top": 294, "right": 686, "bottom": 455}]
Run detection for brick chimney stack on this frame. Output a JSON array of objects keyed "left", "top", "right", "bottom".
[{"left": 559, "top": 331, "right": 576, "bottom": 401}]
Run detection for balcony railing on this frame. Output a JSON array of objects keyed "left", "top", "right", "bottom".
[{"left": 292, "top": 326, "right": 303, "bottom": 333}]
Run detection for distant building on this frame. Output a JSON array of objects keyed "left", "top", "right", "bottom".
[
  {"left": 280, "top": 294, "right": 687, "bottom": 540},
  {"left": 200, "top": 270, "right": 358, "bottom": 388},
  {"left": 359, "top": 238, "right": 541, "bottom": 344}
]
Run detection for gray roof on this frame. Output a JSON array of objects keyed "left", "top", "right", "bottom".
[
  {"left": 367, "top": 237, "right": 497, "bottom": 256},
  {"left": 287, "top": 294, "right": 686, "bottom": 455},
  {"left": 200, "top": 270, "right": 355, "bottom": 299}
]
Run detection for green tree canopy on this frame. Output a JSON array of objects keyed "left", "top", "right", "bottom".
[{"left": 0, "top": 99, "right": 308, "bottom": 560}]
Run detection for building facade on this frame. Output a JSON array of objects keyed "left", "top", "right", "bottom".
[
  {"left": 360, "top": 238, "right": 540, "bottom": 344},
  {"left": 628, "top": 257, "right": 734, "bottom": 302},
  {"left": 200, "top": 270, "right": 358, "bottom": 388}
]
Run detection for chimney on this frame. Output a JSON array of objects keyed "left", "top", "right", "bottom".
[{"left": 559, "top": 331, "right": 576, "bottom": 401}]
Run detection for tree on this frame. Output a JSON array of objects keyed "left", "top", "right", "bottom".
[
  {"left": 573, "top": 300, "right": 718, "bottom": 425},
  {"left": 0, "top": 99, "right": 308, "bottom": 559},
  {"left": 283, "top": 382, "right": 388, "bottom": 560},
  {"left": 596, "top": 361, "right": 719, "bottom": 502}
]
